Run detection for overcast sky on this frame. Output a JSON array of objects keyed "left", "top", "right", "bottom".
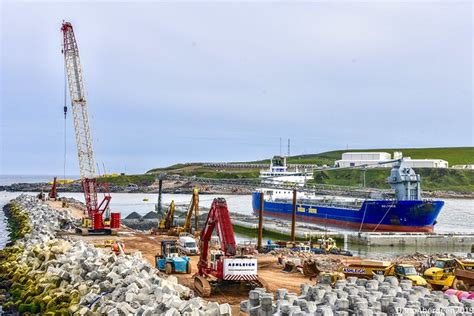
[{"left": 1, "top": 0, "right": 472, "bottom": 175}]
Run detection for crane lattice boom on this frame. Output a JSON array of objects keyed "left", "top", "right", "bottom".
[
  {"left": 62, "top": 22, "right": 96, "bottom": 180},
  {"left": 61, "top": 22, "right": 109, "bottom": 215}
]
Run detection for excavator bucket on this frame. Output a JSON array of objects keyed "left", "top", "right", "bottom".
[
  {"left": 303, "top": 260, "right": 321, "bottom": 277},
  {"left": 283, "top": 261, "right": 296, "bottom": 273}
]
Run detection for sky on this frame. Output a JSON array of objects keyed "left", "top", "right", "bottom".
[{"left": 1, "top": 0, "right": 472, "bottom": 175}]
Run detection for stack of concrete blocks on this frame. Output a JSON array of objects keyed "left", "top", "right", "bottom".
[
  {"left": 10, "top": 195, "right": 233, "bottom": 315},
  {"left": 240, "top": 275, "right": 474, "bottom": 315}
]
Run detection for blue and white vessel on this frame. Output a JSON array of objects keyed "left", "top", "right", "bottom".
[{"left": 252, "top": 158, "right": 444, "bottom": 232}]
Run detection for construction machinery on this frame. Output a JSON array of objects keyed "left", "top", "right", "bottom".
[
  {"left": 193, "top": 198, "right": 266, "bottom": 297},
  {"left": 152, "top": 200, "right": 176, "bottom": 234},
  {"left": 48, "top": 177, "right": 58, "bottom": 200},
  {"left": 177, "top": 234, "right": 199, "bottom": 255},
  {"left": 61, "top": 22, "right": 120, "bottom": 235},
  {"left": 302, "top": 259, "right": 345, "bottom": 284},
  {"left": 339, "top": 260, "right": 428, "bottom": 286},
  {"left": 423, "top": 258, "right": 474, "bottom": 290},
  {"left": 155, "top": 240, "right": 191, "bottom": 274},
  {"left": 168, "top": 188, "right": 199, "bottom": 236}
]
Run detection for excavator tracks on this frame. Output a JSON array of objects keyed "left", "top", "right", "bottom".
[
  {"left": 255, "top": 276, "right": 269, "bottom": 290},
  {"left": 194, "top": 275, "right": 211, "bottom": 297}
]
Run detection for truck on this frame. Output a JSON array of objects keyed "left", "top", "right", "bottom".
[
  {"left": 155, "top": 240, "right": 191, "bottom": 274},
  {"left": 339, "top": 260, "right": 428, "bottom": 287},
  {"left": 178, "top": 234, "right": 199, "bottom": 255},
  {"left": 423, "top": 258, "right": 474, "bottom": 290}
]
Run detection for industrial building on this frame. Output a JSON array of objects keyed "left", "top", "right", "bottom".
[{"left": 335, "top": 152, "right": 449, "bottom": 168}]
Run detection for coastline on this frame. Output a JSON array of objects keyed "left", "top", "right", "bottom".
[{"left": 1, "top": 181, "right": 473, "bottom": 199}]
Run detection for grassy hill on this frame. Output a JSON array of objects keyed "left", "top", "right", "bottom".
[
  {"left": 285, "top": 147, "right": 474, "bottom": 166},
  {"left": 311, "top": 168, "right": 474, "bottom": 192}
]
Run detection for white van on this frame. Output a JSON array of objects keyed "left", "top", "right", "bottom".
[{"left": 178, "top": 235, "right": 199, "bottom": 255}]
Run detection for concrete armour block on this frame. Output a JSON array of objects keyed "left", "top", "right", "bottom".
[
  {"left": 385, "top": 276, "right": 399, "bottom": 287},
  {"left": 356, "top": 278, "right": 368, "bottom": 287},
  {"left": 393, "top": 297, "right": 407, "bottom": 308},
  {"left": 219, "top": 303, "right": 231, "bottom": 316},
  {"left": 356, "top": 309, "right": 373, "bottom": 316},
  {"left": 240, "top": 300, "right": 249, "bottom": 313},
  {"left": 249, "top": 290, "right": 261, "bottom": 307},
  {"left": 315, "top": 306, "right": 334, "bottom": 316},
  {"left": 277, "top": 288, "right": 288, "bottom": 300},
  {"left": 324, "top": 292, "right": 337, "bottom": 305},
  {"left": 347, "top": 277, "right": 358, "bottom": 284},
  {"left": 125, "top": 291, "right": 136, "bottom": 303},
  {"left": 335, "top": 298, "right": 350, "bottom": 311},
  {"left": 164, "top": 307, "right": 180, "bottom": 316},
  {"left": 300, "top": 283, "right": 310, "bottom": 296}
]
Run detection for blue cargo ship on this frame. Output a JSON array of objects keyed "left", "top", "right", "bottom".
[{"left": 252, "top": 158, "right": 444, "bottom": 232}]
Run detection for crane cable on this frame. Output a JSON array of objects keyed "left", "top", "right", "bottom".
[{"left": 63, "top": 61, "right": 68, "bottom": 183}]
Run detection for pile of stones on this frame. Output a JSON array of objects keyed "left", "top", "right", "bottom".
[
  {"left": 241, "top": 276, "right": 474, "bottom": 315},
  {"left": 0, "top": 195, "right": 231, "bottom": 315}
]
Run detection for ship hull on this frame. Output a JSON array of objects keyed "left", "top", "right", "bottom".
[{"left": 252, "top": 192, "right": 444, "bottom": 233}]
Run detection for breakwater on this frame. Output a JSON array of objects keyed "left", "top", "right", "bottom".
[{"left": 0, "top": 195, "right": 230, "bottom": 315}]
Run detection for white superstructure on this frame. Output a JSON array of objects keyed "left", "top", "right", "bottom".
[{"left": 259, "top": 156, "right": 313, "bottom": 186}]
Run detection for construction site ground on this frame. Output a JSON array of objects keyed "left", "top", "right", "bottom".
[{"left": 47, "top": 200, "right": 361, "bottom": 312}]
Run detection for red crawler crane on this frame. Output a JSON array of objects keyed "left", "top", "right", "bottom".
[
  {"left": 194, "top": 198, "right": 266, "bottom": 297},
  {"left": 61, "top": 22, "right": 119, "bottom": 234}
]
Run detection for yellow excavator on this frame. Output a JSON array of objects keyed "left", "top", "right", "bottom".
[
  {"left": 168, "top": 188, "right": 199, "bottom": 236},
  {"left": 152, "top": 200, "right": 176, "bottom": 234}
]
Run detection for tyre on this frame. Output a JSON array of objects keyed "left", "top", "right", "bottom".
[
  {"left": 453, "top": 279, "right": 467, "bottom": 291},
  {"left": 165, "top": 263, "right": 173, "bottom": 275},
  {"left": 430, "top": 284, "right": 444, "bottom": 291},
  {"left": 186, "top": 261, "right": 192, "bottom": 274}
]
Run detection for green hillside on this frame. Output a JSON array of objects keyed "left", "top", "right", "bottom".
[
  {"left": 143, "top": 146, "right": 474, "bottom": 192},
  {"left": 287, "top": 147, "right": 474, "bottom": 166},
  {"left": 311, "top": 168, "right": 474, "bottom": 192}
]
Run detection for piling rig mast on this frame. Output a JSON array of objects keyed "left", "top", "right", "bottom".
[{"left": 61, "top": 22, "right": 115, "bottom": 233}]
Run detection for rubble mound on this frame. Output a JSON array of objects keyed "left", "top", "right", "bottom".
[
  {"left": 124, "top": 211, "right": 142, "bottom": 220},
  {"left": 142, "top": 211, "right": 160, "bottom": 219},
  {"left": 0, "top": 195, "right": 230, "bottom": 315}
]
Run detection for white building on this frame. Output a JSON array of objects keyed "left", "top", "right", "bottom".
[
  {"left": 335, "top": 152, "right": 392, "bottom": 168},
  {"left": 335, "top": 151, "right": 449, "bottom": 168},
  {"left": 401, "top": 158, "right": 449, "bottom": 168},
  {"left": 452, "top": 164, "right": 474, "bottom": 170}
]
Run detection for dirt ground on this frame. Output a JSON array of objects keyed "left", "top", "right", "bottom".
[{"left": 46, "top": 200, "right": 357, "bottom": 312}]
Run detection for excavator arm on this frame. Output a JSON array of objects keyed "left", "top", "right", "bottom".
[
  {"left": 182, "top": 188, "right": 199, "bottom": 233},
  {"left": 165, "top": 201, "right": 176, "bottom": 229},
  {"left": 197, "top": 198, "right": 236, "bottom": 275}
]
